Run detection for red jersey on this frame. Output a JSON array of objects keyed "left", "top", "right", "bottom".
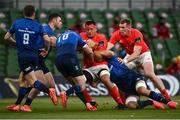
[
  {"left": 80, "top": 32, "right": 108, "bottom": 68},
  {"left": 109, "top": 28, "right": 149, "bottom": 55}
]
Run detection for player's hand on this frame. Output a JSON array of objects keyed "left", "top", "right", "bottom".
[
  {"left": 94, "top": 51, "right": 104, "bottom": 62},
  {"left": 86, "top": 39, "right": 97, "bottom": 48},
  {"left": 39, "top": 48, "right": 48, "bottom": 58},
  {"left": 117, "top": 57, "right": 128, "bottom": 64}
]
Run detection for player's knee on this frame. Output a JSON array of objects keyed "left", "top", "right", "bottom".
[
  {"left": 126, "top": 101, "right": 138, "bottom": 109},
  {"left": 137, "top": 87, "right": 147, "bottom": 96},
  {"left": 144, "top": 71, "right": 155, "bottom": 78},
  {"left": 136, "top": 80, "right": 147, "bottom": 95},
  {"left": 125, "top": 96, "right": 138, "bottom": 109}
]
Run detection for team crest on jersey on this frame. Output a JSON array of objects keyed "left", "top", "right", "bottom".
[
  {"left": 135, "top": 37, "right": 141, "bottom": 43},
  {"left": 98, "top": 41, "right": 104, "bottom": 46}
]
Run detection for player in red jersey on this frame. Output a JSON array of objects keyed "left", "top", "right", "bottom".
[
  {"left": 80, "top": 20, "right": 123, "bottom": 106},
  {"left": 107, "top": 18, "right": 171, "bottom": 100}
]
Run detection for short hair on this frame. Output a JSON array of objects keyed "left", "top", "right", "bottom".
[
  {"left": 120, "top": 18, "right": 131, "bottom": 26},
  {"left": 85, "top": 20, "right": 96, "bottom": 26},
  {"left": 48, "top": 13, "right": 61, "bottom": 22},
  {"left": 23, "top": 5, "right": 35, "bottom": 17}
]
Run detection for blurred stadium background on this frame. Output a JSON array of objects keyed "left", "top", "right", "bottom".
[{"left": 0, "top": 0, "right": 180, "bottom": 100}]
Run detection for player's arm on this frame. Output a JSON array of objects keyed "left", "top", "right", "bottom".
[
  {"left": 94, "top": 50, "right": 115, "bottom": 62},
  {"left": 4, "top": 32, "right": 16, "bottom": 44},
  {"left": 123, "top": 46, "right": 142, "bottom": 63},
  {"left": 82, "top": 44, "right": 94, "bottom": 63},
  {"left": 107, "top": 42, "right": 114, "bottom": 50},
  {"left": 107, "top": 32, "right": 118, "bottom": 50},
  {"left": 43, "top": 34, "right": 51, "bottom": 51},
  {"left": 50, "top": 36, "right": 57, "bottom": 47}
]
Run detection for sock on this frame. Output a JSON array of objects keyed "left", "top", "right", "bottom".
[
  {"left": 15, "top": 87, "right": 28, "bottom": 104},
  {"left": 138, "top": 100, "right": 153, "bottom": 109},
  {"left": 66, "top": 85, "right": 81, "bottom": 96},
  {"left": 76, "top": 92, "right": 87, "bottom": 104},
  {"left": 24, "top": 98, "right": 33, "bottom": 105},
  {"left": 109, "top": 86, "right": 123, "bottom": 105},
  {"left": 82, "top": 88, "right": 92, "bottom": 103},
  {"left": 149, "top": 91, "right": 169, "bottom": 104},
  {"left": 26, "top": 87, "right": 33, "bottom": 94},
  {"left": 119, "top": 91, "right": 126, "bottom": 104},
  {"left": 161, "top": 89, "right": 171, "bottom": 100},
  {"left": 33, "top": 80, "right": 49, "bottom": 94}
]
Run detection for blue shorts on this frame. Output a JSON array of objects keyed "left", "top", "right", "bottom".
[
  {"left": 18, "top": 56, "right": 38, "bottom": 75},
  {"left": 55, "top": 54, "right": 83, "bottom": 78},
  {"left": 36, "top": 55, "right": 49, "bottom": 74},
  {"left": 111, "top": 72, "right": 146, "bottom": 97}
]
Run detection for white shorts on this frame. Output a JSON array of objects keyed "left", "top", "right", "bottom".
[
  {"left": 135, "top": 80, "right": 147, "bottom": 91},
  {"left": 83, "top": 65, "right": 110, "bottom": 80},
  {"left": 124, "top": 51, "right": 153, "bottom": 65},
  {"left": 125, "top": 95, "right": 139, "bottom": 105}
]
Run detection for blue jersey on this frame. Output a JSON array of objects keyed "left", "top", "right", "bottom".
[
  {"left": 108, "top": 56, "right": 144, "bottom": 92},
  {"left": 9, "top": 18, "right": 44, "bottom": 58},
  {"left": 36, "top": 24, "right": 55, "bottom": 52},
  {"left": 56, "top": 31, "right": 86, "bottom": 56}
]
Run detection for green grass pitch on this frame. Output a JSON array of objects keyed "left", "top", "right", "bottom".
[{"left": 0, "top": 96, "right": 179, "bottom": 119}]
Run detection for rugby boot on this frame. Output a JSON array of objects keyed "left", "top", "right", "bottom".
[
  {"left": 6, "top": 104, "right": 20, "bottom": 111},
  {"left": 60, "top": 91, "right": 67, "bottom": 108},
  {"left": 49, "top": 88, "right": 58, "bottom": 105},
  {"left": 167, "top": 101, "right": 178, "bottom": 109},
  {"left": 20, "top": 105, "right": 32, "bottom": 112}
]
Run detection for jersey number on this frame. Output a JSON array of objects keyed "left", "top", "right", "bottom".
[
  {"left": 23, "top": 33, "right": 29, "bottom": 44},
  {"left": 62, "top": 33, "right": 69, "bottom": 40}
]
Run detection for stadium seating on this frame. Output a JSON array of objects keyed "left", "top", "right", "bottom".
[
  {"left": 0, "top": 8, "right": 179, "bottom": 76},
  {"left": 0, "top": 44, "right": 7, "bottom": 76}
]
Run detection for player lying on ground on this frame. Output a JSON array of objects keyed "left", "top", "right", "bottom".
[
  {"left": 60, "top": 50, "right": 177, "bottom": 109},
  {"left": 95, "top": 50, "right": 178, "bottom": 109}
]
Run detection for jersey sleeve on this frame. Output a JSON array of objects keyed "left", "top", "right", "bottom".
[
  {"left": 9, "top": 22, "right": 16, "bottom": 34},
  {"left": 109, "top": 31, "right": 119, "bottom": 45},
  {"left": 43, "top": 25, "right": 56, "bottom": 37},
  {"left": 77, "top": 34, "right": 86, "bottom": 48},
  {"left": 134, "top": 30, "right": 145, "bottom": 47},
  {"left": 39, "top": 25, "right": 45, "bottom": 37}
]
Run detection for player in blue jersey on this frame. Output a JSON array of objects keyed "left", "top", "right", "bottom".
[
  {"left": 55, "top": 30, "right": 97, "bottom": 111},
  {"left": 93, "top": 50, "right": 177, "bottom": 109},
  {"left": 4, "top": 5, "right": 57, "bottom": 112},
  {"left": 7, "top": 13, "right": 62, "bottom": 112}
]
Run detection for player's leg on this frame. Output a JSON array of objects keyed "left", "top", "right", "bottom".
[
  {"left": 141, "top": 52, "right": 171, "bottom": 100},
  {"left": 23, "top": 60, "right": 54, "bottom": 106},
  {"left": 22, "top": 64, "right": 57, "bottom": 107},
  {"left": 57, "top": 55, "right": 96, "bottom": 110},
  {"left": 99, "top": 67, "right": 123, "bottom": 105},
  {"left": 21, "top": 69, "right": 51, "bottom": 112},
  {"left": 44, "top": 72, "right": 56, "bottom": 88},
  {"left": 72, "top": 75, "right": 97, "bottom": 111},
  {"left": 7, "top": 72, "right": 30, "bottom": 111},
  {"left": 136, "top": 80, "right": 177, "bottom": 109}
]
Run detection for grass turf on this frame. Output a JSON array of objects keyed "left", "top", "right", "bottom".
[{"left": 0, "top": 96, "right": 179, "bottom": 119}]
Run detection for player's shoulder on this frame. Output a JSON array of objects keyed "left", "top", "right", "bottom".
[
  {"left": 80, "top": 32, "right": 86, "bottom": 37},
  {"left": 65, "top": 30, "right": 80, "bottom": 37},
  {"left": 13, "top": 18, "right": 25, "bottom": 24},
  {"left": 131, "top": 28, "right": 142, "bottom": 35},
  {"left": 97, "top": 33, "right": 106, "bottom": 38},
  {"left": 41, "top": 23, "right": 48, "bottom": 28}
]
